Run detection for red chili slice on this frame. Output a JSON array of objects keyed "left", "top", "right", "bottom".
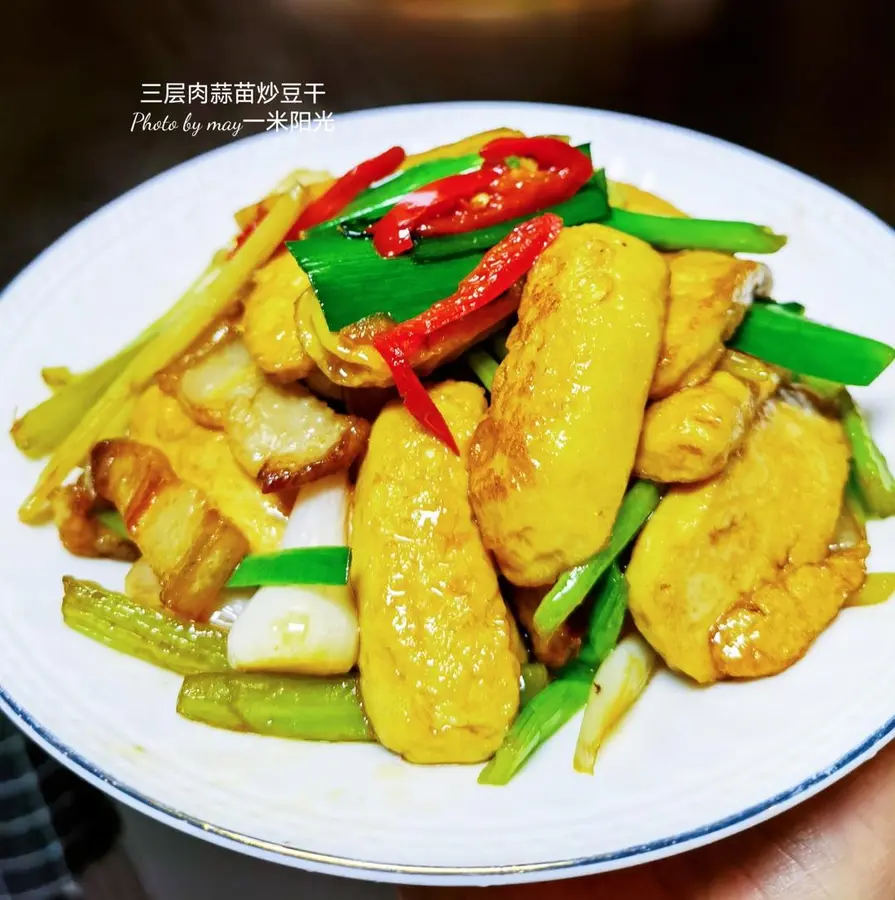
[
  {"left": 421, "top": 138, "right": 592, "bottom": 237},
  {"left": 286, "top": 145, "right": 406, "bottom": 238},
  {"left": 371, "top": 166, "right": 502, "bottom": 258},
  {"left": 373, "top": 213, "right": 564, "bottom": 450}
]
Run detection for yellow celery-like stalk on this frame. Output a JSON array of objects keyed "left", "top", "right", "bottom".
[{"left": 19, "top": 184, "right": 307, "bottom": 523}]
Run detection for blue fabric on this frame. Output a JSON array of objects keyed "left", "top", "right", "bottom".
[{"left": 0, "top": 715, "right": 119, "bottom": 899}]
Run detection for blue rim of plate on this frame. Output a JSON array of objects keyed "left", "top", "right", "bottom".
[
  {"left": 3, "top": 682, "right": 894, "bottom": 882},
  {"left": 2, "top": 101, "right": 894, "bottom": 883}
]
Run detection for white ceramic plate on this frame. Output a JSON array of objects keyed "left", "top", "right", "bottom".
[{"left": 1, "top": 102, "right": 893, "bottom": 888}]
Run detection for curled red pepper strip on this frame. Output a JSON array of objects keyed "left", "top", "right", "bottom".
[
  {"left": 421, "top": 137, "right": 592, "bottom": 237},
  {"left": 374, "top": 338, "right": 460, "bottom": 454},
  {"left": 286, "top": 145, "right": 406, "bottom": 238},
  {"left": 395, "top": 212, "right": 563, "bottom": 353},
  {"left": 374, "top": 213, "right": 564, "bottom": 450},
  {"left": 371, "top": 167, "right": 501, "bottom": 258}
]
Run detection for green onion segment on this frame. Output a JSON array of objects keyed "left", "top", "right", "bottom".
[
  {"left": 533, "top": 481, "right": 661, "bottom": 637},
  {"left": 730, "top": 304, "right": 894, "bottom": 386},
  {"left": 227, "top": 546, "right": 351, "bottom": 588},
  {"left": 480, "top": 565, "right": 627, "bottom": 785}
]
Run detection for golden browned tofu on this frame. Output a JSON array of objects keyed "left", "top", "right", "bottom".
[
  {"left": 51, "top": 475, "right": 138, "bottom": 562},
  {"left": 627, "top": 398, "right": 866, "bottom": 684},
  {"left": 169, "top": 336, "right": 369, "bottom": 493},
  {"left": 608, "top": 182, "right": 772, "bottom": 399},
  {"left": 608, "top": 181, "right": 686, "bottom": 218},
  {"left": 296, "top": 286, "right": 519, "bottom": 388},
  {"left": 129, "top": 385, "right": 288, "bottom": 553},
  {"left": 91, "top": 439, "right": 249, "bottom": 620},
  {"left": 635, "top": 352, "right": 780, "bottom": 483},
  {"left": 241, "top": 253, "right": 315, "bottom": 382},
  {"left": 469, "top": 224, "right": 668, "bottom": 587},
  {"left": 652, "top": 252, "right": 771, "bottom": 398},
  {"left": 351, "top": 381, "right": 520, "bottom": 764},
  {"left": 711, "top": 541, "right": 867, "bottom": 678}
]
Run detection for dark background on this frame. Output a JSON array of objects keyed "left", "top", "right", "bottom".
[{"left": 2, "top": 0, "right": 892, "bottom": 287}]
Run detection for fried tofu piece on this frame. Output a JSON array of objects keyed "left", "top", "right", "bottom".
[
  {"left": 91, "top": 439, "right": 249, "bottom": 620},
  {"left": 166, "top": 336, "right": 368, "bottom": 494},
  {"left": 129, "top": 385, "right": 287, "bottom": 553},
  {"left": 627, "top": 398, "right": 867, "bottom": 684},
  {"left": 241, "top": 253, "right": 315, "bottom": 382},
  {"left": 469, "top": 224, "right": 668, "bottom": 587},
  {"left": 652, "top": 253, "right": 771, "bottom": 399},
  {"left": 711, "top": 542, "right": 867, "bottom": 679},
  {"left": 51, "top": 475, "right": 138, "bottom": 562},
  {"left": 352, "top": 382, "right": 520, "bottom": 764},
  {"left": 635, "top": 352, "right": 780, "bottom": 483},
  {"left": 608, "top": 181, "right": 686, "bottom": 218},
  {"left": 608, "top": 181, "right": 772, "bottom": 399}
]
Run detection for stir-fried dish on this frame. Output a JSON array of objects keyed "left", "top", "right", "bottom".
[{"left": 13, "top": 129, "right": 895, "bottom": 783}]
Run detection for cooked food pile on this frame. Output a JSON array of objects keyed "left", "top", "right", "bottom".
[{"left": 12, "top": 129, "right": 895, "bottom": 783}]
